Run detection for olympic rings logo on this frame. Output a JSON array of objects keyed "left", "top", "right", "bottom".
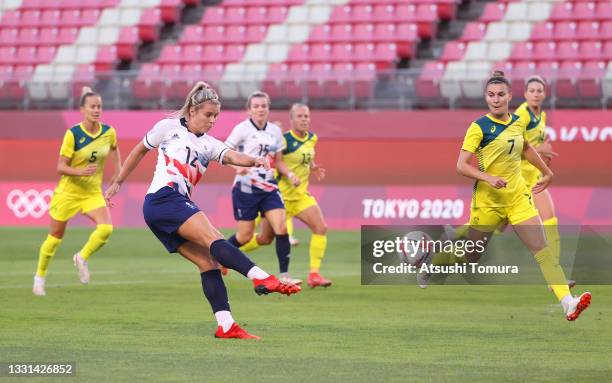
[{"left": 6, "top": 189, "right": 53, "bottom": 218}]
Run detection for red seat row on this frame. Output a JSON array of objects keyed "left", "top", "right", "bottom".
[
  {"left": 286, "top": 43, "right": 400, "bottom": 69},
  {"left": 511, "top": 41, "right": 612, "bottom": 62}
]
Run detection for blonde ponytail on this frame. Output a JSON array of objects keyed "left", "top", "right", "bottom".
[{"left": 170, "top": 81, "right": 220, "bottom": 119}]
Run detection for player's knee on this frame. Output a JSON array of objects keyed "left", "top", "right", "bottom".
[
  {"left": 313, "top": 223, "right": 328, "bottom": 235},
  {"left": 97, "top": 224, "right": 113, "bottom": 241},
  {"left": 258, "top": 234, "right": 274, "bottom": 245},
  {"left": 236, "top": 231, "right": 253, "bottom": 245}
]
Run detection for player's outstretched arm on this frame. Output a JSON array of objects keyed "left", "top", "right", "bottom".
[
  {"left": 109, "top": 146, "right": 122, "bottom": 184},
  {"left": 457, "top": 149, "right": 507, "bottom": 189},
  {"left": 104, "top": 142, "right": 149, "bottom": 202},
  {"left": 523, "top": 142, "right": 553, "bottom": 193},
  {"left": 222, "top": 150, "right": 269, "bottom": 169}
]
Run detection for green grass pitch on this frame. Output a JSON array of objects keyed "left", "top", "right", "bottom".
[{"left": 1, "top": 227, "right": 611, "bottom": 382}]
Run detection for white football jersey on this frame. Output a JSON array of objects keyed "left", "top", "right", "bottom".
[
  {"left": 143, "top": 118, "right": 230, "bottom": 197},
  {"left": 225, "top": 119, "right": 285, "bottom": 193}
]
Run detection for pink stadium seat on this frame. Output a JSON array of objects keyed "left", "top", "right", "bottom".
[
  {"left": 139, "top": 9, "right": 161, "bottom": 42},
  {"left": 262, "top": 63, "right": 289, "bottom": 99},
  {"left": 440, "top": 41, "right": 466, "bottom": 62},
  {"left": 309, "top": 25, "right": 332, "bottom": 43},
  {"left": 509, "top": 42, "right": 533, "bottom": 62},
  {"left": 266, "top": 6, "right": 288, "bottom": 24},
  {"left": 81, "top": 9, "right": 100, "bottom": 25},
  {"left": 371, "top": 23, "right": 394, "bottom": 43},
  {"left": 307, "top": 63, "right": 333, "bottom": 99},
  {"left": 202, "top": 26, "right": 225, "bottom": 43},
  {"left": 285, "top": 63, "right": 308, "bottom": 99},
  {"left": 224, "top": 6, "right": 246, "bottom": 25},
  {"left": 94, "top": 46, "right": 117, "bottom": 72},
  {"left": 162, "top": 64, "right": 190, "bottom": 100},
  {"left": 60, "top": 10, "right": 81, "bottom": 27},
  {"left": 395, "top": 24, "right": 418, "bottom": 58},
  {"left": 20, "top": 10, "right": 41, "bottom": 27},
  {"left": 549, "top": 3, "right": 573, "bottom": 22},
  {"left": 117, "top": 27, "right": 139, "bottom": 61},
  {"left": 436, "top": 0, "right": 458, "bottom": 20},
  {"left": 201, "top": 8, "right": 225, "bottom": 25},
  {"left": 416, "top": 4, "right": 437, "bottom": 22},
  {"left": 158, "top": 45, "right": 182, "bottom": 65},
  {"left": 40, "top": 10, "right": 61, "bottom": 27},
  {"left": 35, "top": 46, "right": 56, "bottom": 63},
  {"left": 556, "top": 41, "right": 580, "bottom": 61},
  {"left": 182, "top": 26, "right": 204, "bottom": 44},
  {"left": 245, "top": 7, "right": 267, "bottom": 25},
  {"left": 594, "top": 2, "right": 612, "bottom": 21},
  {"left": 579, "top": 41, "right": 603, "bottom": 60},
  {"left": 461, "top": 22, "right": 486, "bottom": 42},
  {"left": 57, "top": 27, "right": 78, "bottom": 45},
  {"left": 480, "top": 3, "right": 505, "bottom": 22},
  {"left": 0, "top": 65, "right": 13, "bottom": 80},
  {"left": 201, "top": 63, "right": 225, "bottom": 83},
  {"left": 17, "top": 28, "right": 38, "bottom": 45},
  {"left": 1, "top": 28, "right": 18, "bottom": 46},
  {"left": 225, "top": 26, "right": 246, "bottom": 43},
  {"left": 0, "top": 47, "right": 16, "bottom": 65},
  {"left": 330, "top": 24, "right": 353, "bottom": 43},
  {"left": 17, "top": 46, "right": 36, "bottom": 65},
  {"left": 224, "top": 44, "right": 245, "bottom": 63},
  {"left": 352, "top": 5, "right": 373, "bottom": 23},
  {"left": 309, "top": 43, "right": 331, "bottom": 63},
  {"left": 331, "top": 43, "right": 353, "bottom": 62},
  {"left": 202, "top": 44, "right": 224, "bottom": 63},
  {"left": 373, "top": 43, "right": 397, "bottom": 69},
  {"left": 329, "top": 5, "right": 352, "bottom": 24},
  {"left": 244, "top": 25, "right": 266, "bottom": 43},
  {"left": 573, "top": 2, "right": 596, "bottom": 21},
  {"left": 353, "top": 62, "right": 375, "bottom": 98},
  {"left": 72, "top": 64, "right": 95, "bottom": 99},
  {"left": 530, "top": 22, "right": 554, "bottom": 42},
  {"left": 286, "top": 43, "right": 309, "bottom": 63},
  {"left": 536, "top": 61, "right": 559, "bottom": 78},
  {"left": 0, "top": 11, "right": 21, "bottom": 28},
  {"left": 182, "top": 45, "right": 202, "bottom": 64},
  {"left": 575, "top": 21, "right": 599, "bottom": 40},
  {"left": 396, "top": 5, "right": 417, "bottom": 22},
  {"left": 372, "top": 4, "right": 395, "bottom": 23},
  {"left": 533, "top": 42, "right": 557, "bottom": 61},
  {"left": 354, "top": 43, "right": 374, "bottom": 63},
  {"left": 37, "top": 27, "right": 59, "bottom": 45},
  {"left": 554, "top": 22, "right": 576, "bottom": 41}
]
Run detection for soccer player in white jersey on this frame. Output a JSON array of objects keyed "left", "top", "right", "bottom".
[
  {"left": 225, "top": 91, "right": 302, "bottom": 285},
  {"left": 105, "top": 82, "right": 300, "bottom": 339}
]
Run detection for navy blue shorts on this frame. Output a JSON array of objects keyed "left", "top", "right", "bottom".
[
  {"left": 231, "top": 184, "right": 285, "bottom": 221},
  {"left": 143, "top": 186, "right": 200, "bottom": 253}
]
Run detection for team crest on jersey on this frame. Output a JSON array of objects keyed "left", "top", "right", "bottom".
[{"left": 292, "top": 142, "right": 298, "bottom": 147}]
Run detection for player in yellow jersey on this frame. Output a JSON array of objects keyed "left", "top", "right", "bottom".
[
  {"left": 425, "top": 71, "right": 590, "bottom": 321},
  {"left": 238, "top": 104, "right": 332, "bottom": 288},
  {"left": 32, "top": 87, "right": 121, "bottom": 296}
]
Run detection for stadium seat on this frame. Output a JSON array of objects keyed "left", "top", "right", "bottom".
[
  {"left": 309, "top": 43, "right": 331, "bottom": 63},
  {"left": 575, "top": 21, "right": 599, "bottom": 41},
  {"left": 573, "top": 2, "right": 596, "bottom": 21},
  {"left": 460, "top": 22, "right": 486, "bottom": 42},
  {"left": 354, "top": 23, "right": 374, "bottom": 43},
  {"left": 159, "top": 0, "right": 181, "bottom": 23},
  {"left": 331, "top": 43, "right": 352, "bottom": 63},
  {"left": 309, "top": 24, "right": 331, "bottom": 43},
  {"left": 352, "top": 5, "right": 373, "bottom": 23},
  {"left": 463, "top": 41, "right": 487, "bottom": 62},
  {"left": 533, "top": 42, "right": 557, "bottom": 62},
  {"left": 286, "top": 43, "right": 309, "bottom": 63},
  {"left": 440, "top": 41, "right": 466, "bottom": 62},
  {"left": 182, "top": 45, "right": 203, "bottom": 64},
  {"left": 201, "top": 25, "right": 225, "bottom": 43},
  {"left": 58, "top": 27, "right": 78, "bottom": 45},
  {"left": 330, "top": 24, "right": 353, "bottom": 43},
  {"left": 556, "top": 41, "right": 580, "bottom": 61},
  {"left": 328, "top": 5, "right": 352, "bottom": 24},
  {"left": 133, "top": 63, "right": 163, "bottom": 103},
  {"left": 139, "top": 8, "right": 161, "bottom": 42},
  {"left": 554, "top": 22, "right": 576, "bottom": 41},
  {"left": 267, "top": 6, "right": 289, "bottom": 24},
  {"left": 603, "top": 42, "right": 612, "bottom": 61},
  {"left": 579, "top": 41, "right": 603, "bottom": 61},
  {"left": 578, "top": 60, "right": 605, "bottom": 100},
  {"left": 504, "top": 2, "right": 527, "bottom": 22},
  {"left": 594, "top": 2, "right": 612, "bottom": 22},
  {"left": 549, "top": 3, "right": 573, "bottom": 22},
  {"left": 480, "top": 3, "right": 505, "bottom": 23},
  {"left": 18, "top": 28, "right": 38, "bottom": 45},
  {"left": 245, "top": 25, "right": 267, "bottom": 43},
  {"left": 556, "top": 61, "right": 581, "bottom": 100},
  {"left": 526, "top": 2, "right": 551, "bottom": 22},
  {"left": 415, "top": 61, "right": 445, "bottom": 99},
  {"left": 510, "top": 42, "right": 534, "bottom": 62},
  {"left": 225, "top": 25, "right": 246, "bottom": 44},
  {"left": 484, "top": 22, "right": 507, "bottom": 42},
  {"left": 508, "top": 22, "right": 531, "bottom": 42}
]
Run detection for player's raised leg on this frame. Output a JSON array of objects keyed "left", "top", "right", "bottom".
[{"left": 177, "top": 211, "right": 301, "bottom": 296}]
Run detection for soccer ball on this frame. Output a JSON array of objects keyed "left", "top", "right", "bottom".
[{"left": 398, "top": 231, "right": 432, "bottom": 267}]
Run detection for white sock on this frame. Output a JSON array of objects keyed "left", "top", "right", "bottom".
[
  {"left": 561, "top": 294, "right": 574, "bottom": 312},
  {"left": 246, "top": 266, "right": 269, "bottom": 280},
  {"left": 214, "top": 310, "right": 235, "bottom": 332}
]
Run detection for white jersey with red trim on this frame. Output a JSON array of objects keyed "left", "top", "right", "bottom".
[
  {"left": 143, "top": 118, "right": 229, "bottom": 197},
  {"left": 224, "top": 118, "right": 285, "bottom": 193}
]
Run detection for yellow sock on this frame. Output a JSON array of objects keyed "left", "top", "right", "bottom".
[
  {"left": 254, "top": 214, "right": 261, "bottom": 226},
  {"left": 455, "top": 223, "right": 470, "bottom": 239},
  {"left": 239, "top": 234, "right": 260, "bottom": 252},
  {"left": 79, "top": 224, "right": 113, "bottom": 260},
  {"left": 286, "top": 217, "right": 294, "bottom": 237},
  {"left": 309, "top": 234, "right": 327, "bottom": 272},
  {"left": 534, "top": 247, "right": 570, "bottom": 301},
  {"left": 36, "top": 234, "right": 62, "bottom": 277},
  {"left": 543, "top": 217, "right": 560, "bottom": 264}
]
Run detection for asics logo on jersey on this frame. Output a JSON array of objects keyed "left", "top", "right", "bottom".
[
  {"left": 491, "top": 126, "right": 496, "bottom": 133},
  {"left": 172, "top": 134, "right": 180, "bottom": 139},
  {"left": 79, "top": 137, "right": 86, "bottom": 143},
  {"left": 6, "top": 189, "right": 53, "bottom": 218}
]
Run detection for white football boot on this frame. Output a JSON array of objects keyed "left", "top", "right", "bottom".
[
  {"left": 32, "top": 275, "right": 46, "bottom": 296},
  {"left": 73, "top": 253, "right": 90, "bottom": 284},
  {"left": 565, "top": 292, "right": 592, "bottom": 321}
]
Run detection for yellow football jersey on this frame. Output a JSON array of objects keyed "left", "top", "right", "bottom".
[
  {"left": 55, "top": 122, "right": 117, "bottom": 196},
  {"left": 278, "top": 130, "right": 317, "bottom": 201},
  {"left": 461, "top": 113, "right": 530, "bottom": 207},
  {"left": 515, "top": 102, "right": 547, "bottom": 186}
]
